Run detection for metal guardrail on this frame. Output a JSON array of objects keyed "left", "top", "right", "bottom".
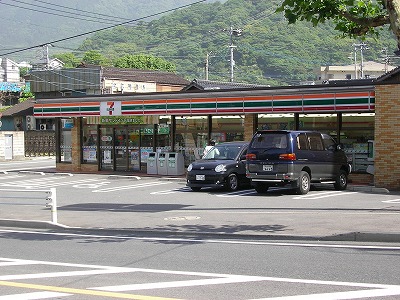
[{"left": 0, "top": 188, "right": 57, "bottom": 223}]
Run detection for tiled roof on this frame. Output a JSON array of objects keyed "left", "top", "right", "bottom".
[
  {"left": 183, "top": 79, "right": 270, "bottom": 91},
  {"left": 1, "top": 99, "right": 34, "bottom": 116}
]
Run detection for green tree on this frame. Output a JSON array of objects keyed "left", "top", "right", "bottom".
[
  {"left": 276, "top": 0, "right": 400, "bottom": 52},
  {"left": 82, "top": 50, "right": 111, "bottom": 66},
  {"left": 19, "top": 67, "right": 31, "bottom": 78},
  {"left": 19, "top": 86, "right": 34, "bottom": 102},
  {"left": 52, "top": 53, "right": 80, "bottom": 68},
  {"left": 114, "top": 54, "right": 176, "bottom": 72}
]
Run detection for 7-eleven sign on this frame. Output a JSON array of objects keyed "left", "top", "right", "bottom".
[{"left": 100, "top": 101, "right": 122, "bottom": 116}]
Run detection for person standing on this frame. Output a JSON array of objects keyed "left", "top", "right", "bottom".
[{"left": 203, "top": 139, "right": 216, "bottom": 156}]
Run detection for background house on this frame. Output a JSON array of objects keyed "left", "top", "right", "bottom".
[
  {"left": 315, "top": 61, "right": 396, "bottom": 82},
  {"left": 26, "top": 65, "right": 190, "bottom": 99}
]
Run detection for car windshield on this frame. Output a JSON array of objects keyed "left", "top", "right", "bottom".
[
  {"left": 250, "top": 133, "right": 288, "bottom": 149},
  {"left": 203, "top": 145, "right": 241, "bottom": 160}
]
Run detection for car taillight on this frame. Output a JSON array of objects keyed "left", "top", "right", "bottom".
[
  {"left": 246, "top": 153, "right": 256, "bottom": 160},
  {"left": 279, "top": 153, "right": 296, "bottom": 160}
]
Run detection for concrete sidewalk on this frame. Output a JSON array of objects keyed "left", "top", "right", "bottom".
[{"left": 0, "top": 174, "right": 399, "bottom": 243}]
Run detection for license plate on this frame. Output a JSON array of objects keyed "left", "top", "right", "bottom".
[
  {"left": 196, "top": 175, "right": 205, "bottom": 181},
  {"left": 262, "top": 165, "right": 273, "bottom": 171}
]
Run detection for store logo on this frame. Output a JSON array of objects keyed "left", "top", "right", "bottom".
[
  {"left": 100, "top": 101, "right": 122, "bottom": 116},
  {"left": 107, "top": 102, "right": 115, "bottom": 115}
]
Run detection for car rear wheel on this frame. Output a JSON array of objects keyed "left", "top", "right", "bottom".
[
  {"left": 190, "top": 187, "right": 201, "bottom": 192},
  {"left": 296, "top": 171, "right": 310, "bottom": 195},
  {"left": 334, "top": 170, "right": 348, "bottom": 190},
  {"left": 226, "top": 173, "right": 239, "bottom": 191}
]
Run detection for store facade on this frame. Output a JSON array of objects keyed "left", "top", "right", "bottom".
[{"left": 33, "top": 80, "right": 383, "bottom": 184}]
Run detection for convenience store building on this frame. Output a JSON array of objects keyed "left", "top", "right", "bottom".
[{"left": 33, "top": 68, "right": 400, "bottom": 190}]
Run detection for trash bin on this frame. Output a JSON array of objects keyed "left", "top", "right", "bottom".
[
  {"left": 157, "top": 152, "right": 168, "bottom": 175},
  {"left": 166, "top": 152, "right": 185, "bottom": 175},
  {"left": 147, "top": 152, "right": 158, "bottom": 174}
]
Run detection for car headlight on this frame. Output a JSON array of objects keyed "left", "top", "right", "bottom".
[
  {"left": 187, "top": 164, "right": 193, "bottom": 172},
  {"left": 215, "top": 164, "right": 226, "bottom": 173}
]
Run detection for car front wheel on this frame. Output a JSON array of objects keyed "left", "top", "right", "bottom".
[
  {"left": 226, "top": 173, "right": 239, "bottom": 191},
  {"left": 296, "top": 171, "right": 310, "bottom": 195},
  {"left": 334, "top": 170, "right": 348, "bottom": 190}
]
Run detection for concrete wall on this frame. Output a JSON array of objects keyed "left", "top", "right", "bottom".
[{"left": 0, "top": 131, "right": 25, "bottom": 161}]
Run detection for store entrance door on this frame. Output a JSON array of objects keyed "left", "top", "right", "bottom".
[{"left": 99, "top": 125, "right": 150, "bottom": 172}]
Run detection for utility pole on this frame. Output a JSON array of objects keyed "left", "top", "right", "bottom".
[
  {"left": 228, "top": 26, "right": 242, "bottom": 82},
  {"left": 205, "top": 51, "right": 213, "bottom": 80},
  {"left": 353, "top": 42, "right": 368, "bottom": 79},
  {"left": 381, "top": 47, "right": 389, "bottom": 73},
  {"left": 353, "top": 46, "right": 357, "bottom": 79}
]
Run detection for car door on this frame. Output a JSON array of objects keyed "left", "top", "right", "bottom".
[{"left": 306, "top": 133, "right": 327, "bottom": 180}]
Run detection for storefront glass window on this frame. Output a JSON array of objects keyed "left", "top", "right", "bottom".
[
  {"left": 82, "top": 122, "right": 98, "bottom": 164},
  {"left": 299, "top": 113, "right": 337, "bottom": 137},
  {"left": 258, "top": 114, "right": 295, "bottom": 131},
  {"left": 175, "top": 116, "right": 208, "bottom": 166},
  {"left": 60, "top": 119, "right": 72, "bottom": 162},
  {"left": 341, "top": 113, "right": 375, "bottom": 173},
  {"left": 157, "top": 116, "right": 172, "bottom": 152},
  {"left": 212, "top": 115, "right": 245, "bottom": 143}
]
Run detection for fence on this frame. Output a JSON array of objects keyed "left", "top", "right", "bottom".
[{"left": 24, "top": 130, "right": 56, "bottom": 157}]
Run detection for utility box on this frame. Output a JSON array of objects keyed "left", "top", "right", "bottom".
[
  {"left": 166, "top": 152, "right": 185, "bottom": 175},
  {"left": 157, "top": 152, "right": 168, "bottom": 175},
  {"left": 146, "top": 152, "right": 158, "bottom": 174}
]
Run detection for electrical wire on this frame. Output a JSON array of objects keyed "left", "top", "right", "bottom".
[
  {"left": 1, "top": 1, "right": 120, "bottom": 25},
  {"left": 0, "top": 0, "right": 207, "bottom": 56},
  {"left": 31, "top": 0, "right": 132, "bottom": 22}
]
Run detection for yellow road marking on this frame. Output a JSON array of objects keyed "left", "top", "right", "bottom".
[{"left": 0, "top": 280, "right": 181, "bottom": 300}]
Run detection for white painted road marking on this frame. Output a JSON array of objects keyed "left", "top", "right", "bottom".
[
  {"left": 382, "top": 199, "right": 400, "bottom": 203},
  {"left": 0, "top": 291, "right": 70, "bottom": 299},
  {"left": 0, "top": 256, "right": 399, "bottom": 299},
  {"left": 293, "top": 191, "right": 358, "bottom": 200},
  {"left": 150, "top": 187, "right": 191, "bottom": 195},
  {"left": 2, "top": 229, "right": 400, "bottom": 250},
  {"left": 92, "top": 181, "right": 171, "bottom": 193}
]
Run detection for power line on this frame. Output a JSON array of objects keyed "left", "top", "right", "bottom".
[
  {"left": 31, "top": 0, "right": 131, "bottom": 22},
  {"left": 0, "top": 0, "right": 207, "bottom": 56},
  {"left": 1, "top": 0, "right": 124, "bottom": 25}
]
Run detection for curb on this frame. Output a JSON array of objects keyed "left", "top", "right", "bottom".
[{"left": 1, "top": 219, "right": 400, "bottom": 243}]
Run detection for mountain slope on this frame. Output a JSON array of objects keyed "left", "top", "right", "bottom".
[
  {"left": 75, "top": 0, "right": 397, "bottom": 85},
  {"left": 0, "top": 0, "right": 223, "bottom": 60}
]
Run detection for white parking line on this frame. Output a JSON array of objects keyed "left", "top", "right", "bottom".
[
  {"left": 293, "top": 191, "right": 358, "bottom": 200},
  {"left": 150, "top": 187, "right": 191, "bottom": 195},
  {"left": 92, "top": 181, "right": 171, "bottom": 193}
]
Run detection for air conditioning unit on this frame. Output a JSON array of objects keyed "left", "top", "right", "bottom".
[
  {"left": 39, "top": 124, "right": 46, "bottom": 130},
  {"left": 26, "top": 116, "right": 36, "bottom": 131}
]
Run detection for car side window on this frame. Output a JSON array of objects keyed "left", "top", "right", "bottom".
[
  {"left": 308, "top": 134, "right": 324, "bottom": 151},
  {"left": 323, "top": 135, "right": 336, "bottom": 150},
  {"left": 297, "top": 133, "right": 308, "bottom": 150}
]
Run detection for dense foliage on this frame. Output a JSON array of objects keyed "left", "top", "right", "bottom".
[{"left": 53, "top": 0, "right": 397, "bottom": 85}]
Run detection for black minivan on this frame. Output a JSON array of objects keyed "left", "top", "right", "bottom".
[{"left": 246, "top": 130, "right": 351, "bottom": 194}]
